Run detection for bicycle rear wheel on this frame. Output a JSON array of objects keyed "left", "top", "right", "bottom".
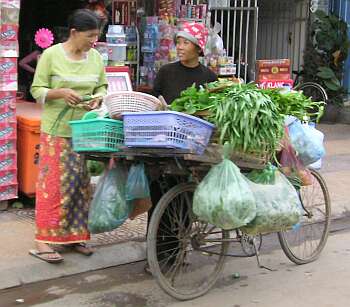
[
  {"left": 278, "top": 170, "right": 331, "bottom": 264},
  {"left": 147, "top": 182, "right": 229, "bottom": 300},
  {"left": 294, "top": 82, "right": 328, "bottom": 103}
]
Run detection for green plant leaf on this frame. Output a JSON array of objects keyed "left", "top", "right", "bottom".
[
  {"left": 317, "top": 67, "right": 336, "bottom": 79},
  {"left": 324, "top": 79, "right": 341, "bottom": 91}
]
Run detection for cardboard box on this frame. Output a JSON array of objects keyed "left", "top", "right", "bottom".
[
  {"left": 0, "top": 40, "right": 18, "bottom": 57},
  {"left": 0, "top": 138, "right": 16, "bottom": 154},
  {"left": 0, "top": 57, "right": 17, "bottom": 74},
  {"left": 0, "top": 91, "right": 16, "bottom": 110},
  {"left": 0, "top": 121, "right": 16, "bottom": 139},
  {"left": 0, "top": 169, "right": 17, "bottom": 186},
  {"left": 0, "top": 184, "right": 17, "bottom": 201},
  {"left": 256, "top": 59, "right": 291, "bottom": 81},
  {"left": 0, "top": 108, "right": 15, "bottom": 123},
  {"left": 0, "top": 58, "right": 17, "bottom": 91},
  {"left": 0, "top": 0, "right": 21, "bottom": 9},
  {"left": 0, "top": 24, "right": 18, "bottom": 41},
  {"left": 0, "top": 153, "right": 16, "bottom": 171}
]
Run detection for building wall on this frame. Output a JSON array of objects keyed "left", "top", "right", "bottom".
[
  {"left": 329, "top": 0, "right": 350, "bottom": 97},
  {"left": 257, "top": 0, "right": 310, "bottom": 74}
]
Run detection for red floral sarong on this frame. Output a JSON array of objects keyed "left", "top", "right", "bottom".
[{"left": 35, "top": 133, "right": 91, "bottom": 244}]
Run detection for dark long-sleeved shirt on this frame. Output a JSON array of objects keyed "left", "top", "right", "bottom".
[{"left": 152, "top": 61, "right": 218, "bottom": 104}]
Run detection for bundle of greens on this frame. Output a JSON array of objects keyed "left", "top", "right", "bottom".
[
  {"left": 261, "top": 88, "right": 325, "bottom": 121},
  {"left": 170, "top": 84, "right": 212, "bottom": 114},
  {"left": 211, "top": 84, "right": 285, "bottom": 155}
]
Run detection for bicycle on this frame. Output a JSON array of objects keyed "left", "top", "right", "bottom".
[
  {"left": 147, "top": 166, "right": 331, "bottom": 300},
  {"left": 293, "top": 70, "right": 328, "bottom": 104}
]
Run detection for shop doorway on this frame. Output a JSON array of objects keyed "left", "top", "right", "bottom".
[
  {"left": 18, "top": 0, "right": 87, "bottom": 100},
  {"left": 209, "top": 0, "right": 259, "bottom": 82}
]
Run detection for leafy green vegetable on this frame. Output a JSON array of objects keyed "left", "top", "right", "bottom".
[
  {"left": 170, "top": 84, "right": 213, "bottom": 114},
  {"left": 260, "top": 88, "right": 325, "bottom": 122},
  {"left": 210, "top": 84, "right": 285, "bottom": 155}
]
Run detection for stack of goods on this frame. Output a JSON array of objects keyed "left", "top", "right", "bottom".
[
  {"left": 140, "top": 17, "right": 159, "bottom": 87},
  {"left": 0, "top": 0, "right": 19, "bottom": 201},
  {"left": 178, "top": 1, "right": 207, "bottom": 21},
  {"left": 256, "top": 59, "right": 294, "bottom": 90},
  {"left": 158, "top": 0, "right": 177, "bottom": 21},
  {"left": 106, "top": 25, "right": 127, "bottom": 64}
]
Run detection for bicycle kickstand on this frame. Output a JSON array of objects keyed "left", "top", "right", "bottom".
[{"left": 252, "top": 238, "right": 277, "bottom": 272}]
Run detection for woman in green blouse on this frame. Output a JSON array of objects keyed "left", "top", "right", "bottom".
[{"left": 29, "top": 9, "right": 107, "bottom": 263}]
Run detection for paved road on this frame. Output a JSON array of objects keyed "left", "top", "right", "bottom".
[{"left": 1, "top": 217, "right": 350, "bottom": 307}]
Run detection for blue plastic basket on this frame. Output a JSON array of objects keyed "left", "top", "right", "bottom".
[
  {"left": 69, "top": 118, "right": 124, "bottom": 152},
  {"left": 122, "top": 111, "right": 215, "bottom": 155}
]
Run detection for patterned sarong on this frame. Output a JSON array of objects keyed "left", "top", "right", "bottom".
[{"left": 35, "top": 133, "right": 91, "bottom": 243}]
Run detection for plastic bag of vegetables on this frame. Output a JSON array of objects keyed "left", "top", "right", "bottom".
[
  {"left": 279, "top": 131, "right": 313, "bottom": 187},
  {"left": 241, "top": 171, "right": 303, "bottom": 235},
  {"left": 126, "top": 163, "right": 152, "bottom": 220},
  {"left": 88, "top": 160, "right": 132, "bottom": 234},
  {"left": 193, "top": 159, "right": 256, "bottom": 230},
  {"left": 288, "top": 119, "right": 325, "bottom": 165}
]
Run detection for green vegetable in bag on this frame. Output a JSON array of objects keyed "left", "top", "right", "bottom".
[
  {"left": 193, "top": 159, "right": 257, "bottom": 230},
  {"left": 88, "top": 163, "right": 132, "bottom": 234},
  {"left": 241, "top": 171, "right": 302, "bottom": 235},
  {"left": 246, "top": 163, "right": 277, "bottom": 185},
  {"left": 87, "top": 160, "right": 105, "bottom": 177}
]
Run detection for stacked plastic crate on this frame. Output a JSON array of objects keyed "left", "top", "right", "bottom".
[{"left": 0, "top": 0, "right": 20, "bottom": 203}]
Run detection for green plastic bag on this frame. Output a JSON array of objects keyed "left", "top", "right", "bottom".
[
  {"left": 126, "top": 163, "right": 150, "bottom": 201},
  {"left": 241, "top": 171, "right": 302, "bottom": 235},
  {"left": 246, "top": 163, "right": 277, "bottom": 185},
  {"left": 193, "top": 159, "right": 257, "bottom": 230},
  {"left": 88, "top": 162, "right": 132, "bottom": 234}
]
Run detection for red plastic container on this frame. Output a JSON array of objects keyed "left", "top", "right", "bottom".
[{"left": 16, "top": 102, "right": 42, "bottom": 196}]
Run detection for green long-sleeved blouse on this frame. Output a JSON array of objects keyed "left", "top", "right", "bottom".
[{"left": 31, "top": 43, "right": 108, "bottom": 137}]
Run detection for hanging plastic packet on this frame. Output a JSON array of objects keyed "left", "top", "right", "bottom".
[
  {"left": 279, "top": 128, "right": 313, "bottom": 187},
  {"left": 126, "top": 163, "right": 152, "bottom": 220},
  {"left": 288, "top": 119, "right": 325, "bottom": 166},
  {"left": 88, "top": 159, "right": 132, "bottom": 234},
  {"left": 241, "top": 171, "right": 303, "bottom": 235},
  {"left": 193, "top": 145, "right": 256, "bottom": 230}
]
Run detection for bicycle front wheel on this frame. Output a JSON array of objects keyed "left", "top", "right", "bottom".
[
  {"left": 147, "top": 182, "right": 229, "bottom": 300},
  {"left": 278, "top": 170, "right": 331, "bottom": 264}
]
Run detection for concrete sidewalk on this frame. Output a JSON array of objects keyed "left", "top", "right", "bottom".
[{"left": 0, "top": 123, "right": 349, "bottom": 291}]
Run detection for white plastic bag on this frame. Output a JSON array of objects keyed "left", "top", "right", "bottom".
[
  {"left": 288, "top": 120, "right": 325, "bottom": 165},
  {"left": 193, "top": 159, "right": 256, "bottom": 230},
  {"left": 205, "top": 22, "right": 224, "bottom": 56},
  {"left": 241, "top": 171, "right": 303, "bottom": 235}
]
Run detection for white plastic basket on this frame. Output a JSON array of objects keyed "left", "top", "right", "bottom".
[{"left": 103, "top": 91, "right": 162, "bottom": 118}]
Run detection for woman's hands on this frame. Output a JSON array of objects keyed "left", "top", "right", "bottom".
[
  {"left": 85, "top": 97, "right": 102, "bottom": 110},
  {"left": 47, "top": 88, "right": 103, "bottom": 110},
  {"left": 59, "top": 88, "right": 82, "bottom": 106}
]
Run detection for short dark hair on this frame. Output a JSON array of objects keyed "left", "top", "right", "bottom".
[{"left": 67, "top": 9, "right": 100, "bottom": 32}]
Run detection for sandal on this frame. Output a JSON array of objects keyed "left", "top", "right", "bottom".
[
  {"left": 29, "top": 249, "right": 64, "bottom": 264},
  {"left": 70, "top": 243, "right": 94, "bottom": 256}
]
